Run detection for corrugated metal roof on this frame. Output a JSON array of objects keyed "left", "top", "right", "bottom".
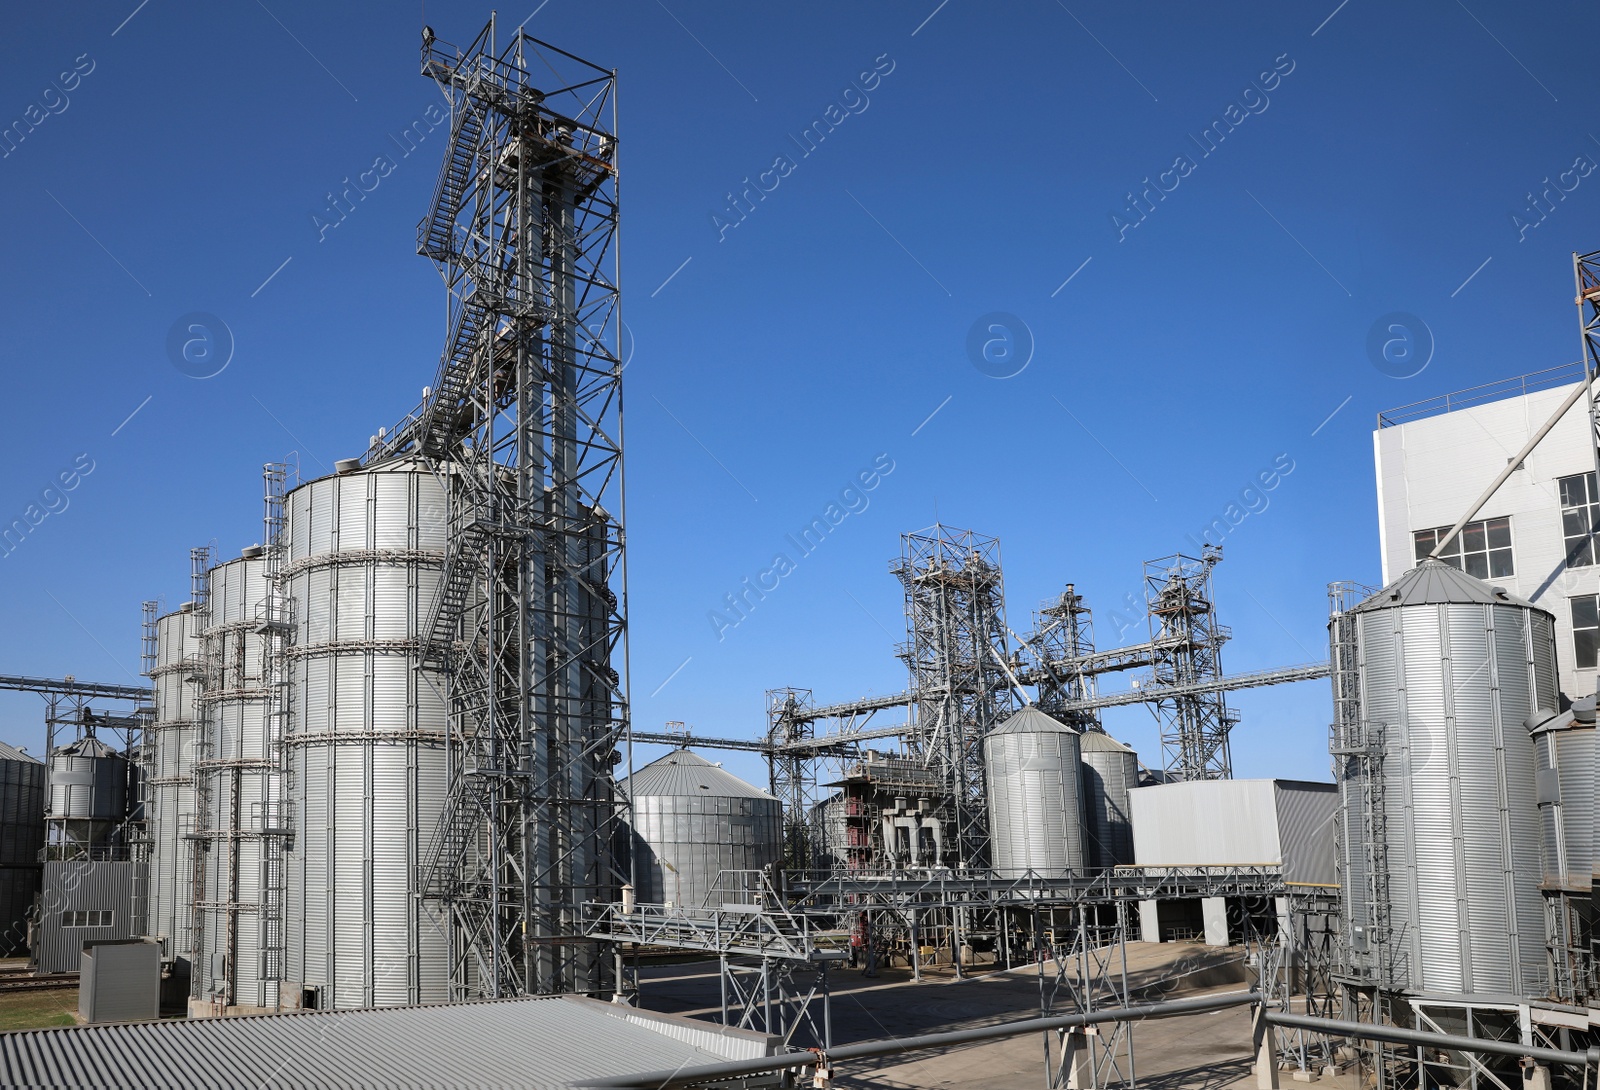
[
  {"left": 1352, "top": 559, "right": 1542, "bottom": 613},
  {"left": 0, "top": 994, "right": 775, "bottom": 1089},
  {"left": 54, "top": 736, "right": 120, "bottom": 759},
  {"left": 987, "top": 705, "right": 1075, "bottom": 737},
  {"left": 622, "top": 749, "right": 776, "bottom": 800},
  {"left": 1077, "top": 729, "right": 1133, "bottom": 754},
  {"left": 0, "top": 741, "right": 41, "bottom": 765}
]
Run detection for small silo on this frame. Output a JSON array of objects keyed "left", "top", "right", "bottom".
[
  {"left": 192, "top": 550, "right": 277, "bottom": 1013},
  {"left": 145, "top": 604, "right": 202, "bottom": 967},
  {"left": 625, "top": 750, "right": 782, "bottom": 909},
  {"left": 282, "top": 457, "right": 451, "bottom": 1010},
  {"left": 46, "top": 734, "right": 128, "bottom": 856},
  {"left": 0, "top": 741, "right": 44, "bottom": 956},
  {"left": 1335, "top": 560, "right": 1552, "bottom": 996},
  {"left": 809, "top": 793, "right": 848, "bottom": 870},
  {"left": 982, "top": 706, "right": 1084, "bottom": 879},
  {"left": 1078, "top": 730, "right": 1139, "bottom": 870}
]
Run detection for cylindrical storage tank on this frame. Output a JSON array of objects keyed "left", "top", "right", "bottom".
[
  {"left": 1528, "top": 697, "right": 1594, "bottom": 892},
  {"left": 46, "top": 735, "right": 128, "bottom": 855},
  {"left": 982, "top": 706, "right": 1084, "bottom": 879},
  {"left": 0, "top": 741, "right": 44, "bottom": 956},
  {"left": 624, "top": 749, "right": 782, "bottom": 909},
  {"left": 193, "top": 553, "right": 277, "bottom": 1013},
  {"left": 1339, "top": 561, "right": 1554, "bottom": 996},
  {"left": 809, "top": 793, "right": 847, "bottom": 870},
  {"left": 145, "top": 604, "right": 202, "bottom": 966},
  {"left": 283, "top": 458, "right": 451, "bottom": 1010},
  {"left": 1078, "top": 730, "right": 1139, "bottom": 870}
]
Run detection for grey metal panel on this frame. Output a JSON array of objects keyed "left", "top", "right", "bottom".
[
  {"left": 1272, "top": 782, "right": 1337, "bottom": 886},
  {"left": 283, "top": 460, "right": 451, "bottom": 1010},
  {"left": 80, "top": 940, "right": 160, "bottom": 1023},
  {"left": 1078, "top": 732, "right": 1138, "bottom": 870},
  {"left": 982, "top": 710, "right": 1084, "bottom": 879},
  {"left": 624, "top": 751, "right": 781, "bottom": 908},
  {"left": 0, "top": 993, "right": 776, "bottom": 1089},
  {"left": 35, "top": 861, "right": 142, "bottom": 974}
]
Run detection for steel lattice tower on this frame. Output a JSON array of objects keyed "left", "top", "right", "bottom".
[
  {"left": 371, "top": 20, "right": 627, "bottom": 999},
  {"left": 1030, "top": 584, "right": 1102, "bottom": 733},
  {"left": 1143, "top": 548, "right": 1236, "bottom": 780},
  {"left": 893, "top": 526, "right": 1015, "bottom": 866}
]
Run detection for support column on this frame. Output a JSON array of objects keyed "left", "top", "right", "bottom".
[
  {"left": 1202, "top": 897, "right": 1229, "bottom": 947},
  {"left": 1253, "top": 1004, "right": 1280, "bottom": 1089},
  {"left": 1275, "top": 896, "right": 1292, "bottom": 942},
  {"left": 1139, "top": 899, "right": 1161, "bottom": 944}
]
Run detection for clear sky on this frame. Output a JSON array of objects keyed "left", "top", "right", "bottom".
[{"left": 1, "top": 1, "right": 1595, "bottom": 792}]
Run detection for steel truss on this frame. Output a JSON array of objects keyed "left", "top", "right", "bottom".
[
  {"left": 375, "top": 18, "right": 627, "bottom": 1000},
  {"left": 1141, "top": 548, "right": 1236, "bottom": 780},
  {"left": 893, "top": 525, "right": 1015, "bottom": 866}
]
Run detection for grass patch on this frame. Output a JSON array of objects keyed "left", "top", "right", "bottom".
[{"left": 0, "top": 989, "right": 78, "bottom": 1031}]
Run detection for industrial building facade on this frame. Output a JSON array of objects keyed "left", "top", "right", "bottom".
[{"left": 1374, "top": 365, "right": 1599, "bottom": 704}]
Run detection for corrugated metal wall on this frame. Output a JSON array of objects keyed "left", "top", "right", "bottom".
[
  {"left": 1130, "top": 779, "right": 1282, "bottom": 867},
  {"left": 0, "top": 752, "right": 44, "bottom": 957},
  {"left": 1079, "top": 734, "right": 1138, "bottom": 870},
  {"left": 35, "top": 860, "right": 141, "bottom": 974},
  {"left": 1272, "top": 781, "right": 1336, "bottom": 885}
]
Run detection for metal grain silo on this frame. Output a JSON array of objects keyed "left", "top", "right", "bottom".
[
  {"left": 145, "top": 604, "right": 202, "bottom": 966},
  {"left": 982, "top": 706, "right": 1084, "bottom": 879},
  {"left": 1078, "top": 730, "right": 1138, "bottom": 870},
  {"left": 46, "top": 734, "right": 128, "bottom": 855},
  {"left": 1337, "top": 561, "right": 1552, "bottom": 996},
  {"left": 192, "top": 552, "right": 278, "bottom": 1014},
  {"left": 1528, "top": 698, "right": 1594, "bottom": 1003},
  {"left": 624, "top": 750, "right": 782, "bottom": 909},
  {"left": 0, "top": 741, "right": 44, "bottom": 956},
  {"left": 283, "top": 457, "right": 451, "bottom": 1010}
]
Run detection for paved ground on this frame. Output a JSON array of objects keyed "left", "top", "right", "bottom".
[{"left": 632, "top": 940, "right": 1301, "bottom": 1089}]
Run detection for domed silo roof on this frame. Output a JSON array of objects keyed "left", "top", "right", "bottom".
[{"left": 623, "top": 748, "right": 777, "bottom": 800}]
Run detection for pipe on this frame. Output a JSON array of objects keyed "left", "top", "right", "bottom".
[
  {"left": 1427, "top": 371, "right": 1596, "bottom": 559},
  {"left": 574, "top": 990, "right": 1261, "bottom": 1088},
  {"left": 1265, "top": 1010, "right": 1599, "bottom": 1068}
]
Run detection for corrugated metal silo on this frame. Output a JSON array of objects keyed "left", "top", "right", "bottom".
[
  {"left": 193, "top": 553, "right": 277, "bottom": 1012},
  {"left": 1338, "top": 561, "right": 1552, "bottom": 996},
  {"left": 982, "top": 706, "right": 1084, "bottom": 879},
  {"left": 283, "top": 458, "right": 451, "bottom": 1010},
  {"left": 1529, "top": 698, "right": 1594, "bottom": 891},
  {"left": 47, "top": 735, "right": 128, "bottom": 853},
  {"left": 145, "top": 605, "right": 202, "bottom": 965},
  {"left": 624, "top": 750, "right": 782, "bottom": 909},
  {"left": 1078, "top": 730, "right": 1138, "bottom": 870},
  {"left": 0, "top": 741, "right": 44, "bottom": 956}
]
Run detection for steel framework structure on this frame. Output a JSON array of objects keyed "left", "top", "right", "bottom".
[
  {"left": 892, "top": 525, "right": 1016, "bottom": 866},
  {"left": 1028, "top": 584, "right": 1101, "bottom": 732},
  {"left": 371, "top": 20, "right": 627, "bottom": 1000},
  {"left": 1142, "top": 548, "right": 1237, "bottom": 780}
]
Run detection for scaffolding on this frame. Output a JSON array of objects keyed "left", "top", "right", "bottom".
[
  {"left": 1142, "top": 548, "right": 1236, "bottom": 780},
  {"left": 892, "top": 525, "right": 1015, "bottom": 867},
  {"left": 374, "top": 18, "right": 627, "bottom": 1000},
  {"left": 1028, "top": 584, "right": 1101, "bottom": 733}
]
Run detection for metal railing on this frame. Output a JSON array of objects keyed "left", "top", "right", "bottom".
[{"left": 1377, "top": 362, "right": 1587, "bottom": 428}]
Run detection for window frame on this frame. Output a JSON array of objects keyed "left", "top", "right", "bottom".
[
  {"left": 1412, "top": 515, "right": 1514, "bottom": 579},
  {"left": 1558, "top": 471, "right": 1600, "bottom": 569},
  {"left": 1572, "top": 594, "right": 1599, "bottom": 671}
]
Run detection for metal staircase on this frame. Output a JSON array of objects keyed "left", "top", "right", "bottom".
[{"left": 418, "top": 102, "right": 484, "bottom": 262}]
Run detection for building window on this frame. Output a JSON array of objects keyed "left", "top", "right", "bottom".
[
  {"left": 59, "top": 910, "right": 112, "bottom": 928},
  {"left": 1574, "top": 596, "right": 1599, "bottom": 670},
  {"left": 1559, "top": 472, "right": 1600, "bottom": 568},
  {"left": 1412, "top": 516, "right": 1513, "bottom": 578}
]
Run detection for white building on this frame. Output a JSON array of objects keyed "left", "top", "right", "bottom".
[{"left": 1373, "top": 364, "right": 1599, "bottom": 706}]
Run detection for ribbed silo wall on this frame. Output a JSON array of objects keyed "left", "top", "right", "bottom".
[
  {"left": 983, "top": 717, "right": 1084, "bottom": 879},
  {"left": 145, "top": 606, "right": 201, "bottom": 964},
  {"left": 1079, "top": 734, "right": 1138, "bottom": 870},
  {"left": 283, "top": 461, "right": 450, "bottom": 1010},
  {"left": 0, "top": 750, "right": 44, "bottom": 956}
]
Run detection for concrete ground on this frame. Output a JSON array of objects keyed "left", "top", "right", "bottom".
[{"left": 631, "top": 941, "right": 1346, "bottom": 1089}]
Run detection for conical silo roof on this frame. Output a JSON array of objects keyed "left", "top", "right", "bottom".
[
  {"left": 1352, "top": 559, "right": 1543, "bottom": 613},
  {"left": 1078, "top": 729, "right": 1134, "bottom": 754},
  {"left": 987, "top": 705, "right": 1076, "bottom": 736},
  {"left": 623, "top": 748, "right": 776, "bottom": 800}
]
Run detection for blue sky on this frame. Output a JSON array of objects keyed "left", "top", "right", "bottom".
[{"left": 0, "top": 1, "right": 1595, "bottom": 790}]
